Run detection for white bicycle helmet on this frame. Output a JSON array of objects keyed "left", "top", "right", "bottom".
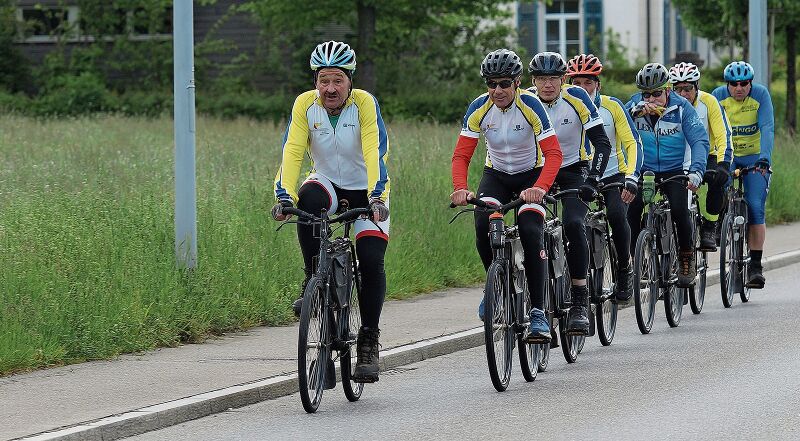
[
  {"left": 310, "top": 41, "right": 357, "bottom": 74},
  {"left": 669, "top": 62, "right": 701, "bottom": 84}
]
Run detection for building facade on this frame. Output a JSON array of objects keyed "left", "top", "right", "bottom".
[{"left": 516, "top": 0, "right": 732, "bottom": 67}]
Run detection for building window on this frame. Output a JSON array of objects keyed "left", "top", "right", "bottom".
[
  {"left": 17, "top": 6, "right": 79, "bottom": 42},
  {"left": 544, "top": 0, "right": 581, "bottom": 56}
]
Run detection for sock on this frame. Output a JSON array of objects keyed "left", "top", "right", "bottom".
[{"left": 750, "top": 250, "right": 763, "bottom": 268}]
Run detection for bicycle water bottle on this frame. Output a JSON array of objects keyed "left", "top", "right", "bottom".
[{"left": 642, "top": 171, "right": 656, "bottom": 204}]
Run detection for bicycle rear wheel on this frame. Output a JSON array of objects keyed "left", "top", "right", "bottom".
[
  {"left": 298, "top": 276, "right": 329, "bottom": 413},
  {"left": 595, "top": 243, "right": 618, "bottom": 346},
  {"left": 634, "top": 230, "right": 658, "bottom": 334},
  {"left": 690, "top": 249, "right": 707, "bottom": 314},
  {"left": 515, "top": 270, "right": 537, "bottom": 382},
  {"left": 663, "top": 235, "right": 683, "bottom": 328},
  {"left": 340, "top": 268, "right": 363, "bottom": 402},
  {"left": 484, "top": 262, "right": 513, "bottom": 391},
  {"left": 719, "top": 214, "right": 736, "bottom": 308},
  {"left": 740, "top": 232, "right": 752, "bottom": 303}
]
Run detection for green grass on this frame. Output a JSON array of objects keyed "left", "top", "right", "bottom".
[{"left": 1, "top": 114, "right": 798, "bottom": 376}]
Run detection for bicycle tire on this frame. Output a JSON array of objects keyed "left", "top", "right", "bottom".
[
  {"left": 719, "top": 214, "right": 736, "bottom": 308},
  {"left": 484, "top": 262, "right": 513, "bottom": 392},
  {"left": 298, "top": 276, "right": 329, "bottom": 413},
  {"left": 558, "top": 265, "right": 579, "bottom": 364},
  {"left": 515, "top": 269, "right": 537, "bottom": 382},
  {"left": 634, "top": 230, "right": 658, "bottom": 334},
  {"left": 596, "top": 243, "right": 618, "bottom": 346},
  {"left": 690, "top": 249, "right": 707, "bottom": 314},
  {"left": 537, "top": 274, "right": 552, "bottom": 373},
  {"left": 663, "top": 234, "right": 683, "bottom": 328},
  {"left": 740, "top": 230, "right": 752, "bottom": 303},
  {"left": 340, "top": 258, "right": 363, "bottom": 402}
]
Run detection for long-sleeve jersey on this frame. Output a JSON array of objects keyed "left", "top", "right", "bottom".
[
  {"left": 452, "top": 88, "right": 562, "bottom": 192},
  {"left": 712, "top": 83, "right": 774, "bottom": 162},
  {"left": 529, "top": 84, "right": 611, "bottom": 178},
  {"left": 274, "top": 88, "right": 390, "bottom": 204},
  {"left": 693, "top": 90, "right": 733, "bottom": 163},
  {"left": 594, "top": 94, "right": 643, "bottom": 180},
  {"left": 626, "top": 91, "right": 709, "bottom": 175}
]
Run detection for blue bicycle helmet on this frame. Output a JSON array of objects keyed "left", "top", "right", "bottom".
[{"left": 723, "top": 61, "right": 754, "bottom": 82}]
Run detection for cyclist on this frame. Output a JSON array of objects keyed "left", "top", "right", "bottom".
[
  {"left": 669, "top": 62, "right": 733, "bottom": 251},
  {"left": 626, "top": 63, "right": 709, "bottom": 287},
  {"left": 528, "top": 52, "right": 612, "bottom": 335},
  {"left": 451, "top": 48, "right": 563, "bottom": 343},
  {"left": 712, "top": 61, "right": 774, "bottom": 289},
  {"left": 566, "top": 53, "right": 643, "bottom": 305},
  {"left": 272, "top": 41, "right": 390, "bottom": 383}
]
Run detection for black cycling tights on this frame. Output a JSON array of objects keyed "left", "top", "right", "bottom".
[
  {"left": 474, "top": 167, "right": 547, "bottom": 311},
  {"left": 627, "top": 170, "right": 693, "bottom": 254},
  {"left": 555, "top": 166, "right": 589, "bottom": 281},
  {"left": 600, "top": 174, "right": 631, "bottom": 269},
  {"left": 296, "top": 181, "right": 387, "bottom": 329}
]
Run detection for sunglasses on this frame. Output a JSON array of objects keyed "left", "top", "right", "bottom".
[
  {"left": 673, "top": 85, "right": 695, "bottom": 93},
  {"left": 642, "top": 89, "right": 666, "bottom": 99},
  {"left": 486, "top": 79, "right": 514, "bottom": 89},
  {"left": 728, "top": 80, "right": 751, "bottom": 87}
]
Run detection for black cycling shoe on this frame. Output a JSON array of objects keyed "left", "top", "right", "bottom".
[
  {"left": 699, "top": 220, "right": 718, "bottom": 251},
  {"left": 746, "top": 264, "right": 766, "bottom": 289},
  {"left": 352, "top": 327, "right": 381, "bottom": 383},
  {"left": 291, "top": 273, "right": 313, "bottom": 317},
  {"left": 614, "top": 264, "right": 634, "bottom": 304},
  {"left": 566, "top": 285, "right": 590, "bottom": 335},
  {"left": 677, "top": 250, "right": 696, "bottom": 288}
]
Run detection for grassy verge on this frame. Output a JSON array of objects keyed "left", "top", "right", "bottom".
[{"left": 0, "top": 115, "right": 797, "bottom": 375}]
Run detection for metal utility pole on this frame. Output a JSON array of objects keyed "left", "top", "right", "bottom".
[
  {"left": 748, "top": 0, "right": 768, "bottom": 87},
  {"left": 173, "top": 0, "right": 198, "bottom": 269}
]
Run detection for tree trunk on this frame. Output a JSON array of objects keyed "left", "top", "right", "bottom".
[
  {"left": 786, "top": 24, "right": 797, "bottom": 134},
  {"left": 357, "top": 1, "right": 376, "bottom": 94}
]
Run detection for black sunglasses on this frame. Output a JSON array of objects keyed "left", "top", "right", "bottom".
[
  {"left": 673, "top": 84, "right": 695, "bottom": 93},
  {"left": 728, "top": 80, "right": 751, "bottom": 87},
  {"left": 642, "top": 89, "right": 666, "bottom": 99},
  {"left": 486, "top": 79, "right": 514, "bottom": 89}
]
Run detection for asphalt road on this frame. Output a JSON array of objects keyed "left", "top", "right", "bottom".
[{"left": 131, "top": 264, "right": 800, "bottom": 441}]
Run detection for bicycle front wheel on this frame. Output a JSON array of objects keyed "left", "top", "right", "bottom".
[
  {"left": 515, "top": 269, "right": 537, "bottom": 382},
  {"left": 719, "top": 214, "right": 737, "bottom": 308},
  {"left": 634, "top": 230, "right": 658, "bottom": 334},
  {"left": 484, "top": 262, "right": 513, "bottom": 392},
  {"left": 595, "top": 243, "right": 618, "bottom": 346},
  {"left": 298, "top": 276, "right": 329, "bottom": 413},
  {"left": 558, "top": 265, "right": 579, "bottom": 363},
  {"left": 690, "top": 250, "right": 707, "bottom": 314},
  {"left": 340, "top": 272, "right": 363, "bottom": 402},
  {"left": 663, "top": 234, "right": 683, "bottom": 328}
]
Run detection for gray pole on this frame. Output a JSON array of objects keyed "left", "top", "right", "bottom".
[
  {"left": 173, "top": 0, "right": 198, "bottom": 269},
  {"left": 748, "top": 0, "right": 768, "bottom": 86}
]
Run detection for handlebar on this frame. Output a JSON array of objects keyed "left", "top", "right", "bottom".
[{"left": 282, "top": 206, "right": 372, "bottom": 224}]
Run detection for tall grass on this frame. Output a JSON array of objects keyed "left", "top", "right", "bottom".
[{"left": 1, "top": 114, "right": 797, "bottom": 375}]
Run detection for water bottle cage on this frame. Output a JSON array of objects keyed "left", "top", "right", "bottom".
[{"left": 489, "top": 218, "right": 505, "bottom": 249}]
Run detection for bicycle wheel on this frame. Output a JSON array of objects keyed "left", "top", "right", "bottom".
[
  {"left": 340, "top": 266, "right": 363, "bottom": 402},
  {"left": 298, "top": 276, "right": 329, "bottom": 413},
  {"left": 740, "top": 230, "right": 752, "bottom": 303},
  {"left": 484, "top": 262, "right": 513, "bottom": 392},
  {"left": 634, "top": 230, "right": 658, "bottom": 334},
  {"left": 663, "top": 234, "right": 683, "bottom": 328},
  {"left": 596, "top": 243, "right": 618, "bottom": 346},
  {"left": 537, "top": 275, "right": 552, "bottom": 373},
  {"left": 690, "top": 249, "right": 707, "bottom": 314},
  {"left": 558, "top": 266, "right": 579, "bottom": 364},
  {"left": 719, "top": 214, "right": 736, "bottom": 308},
  {"left": 515, "top": 269, "right": 537, "bottom": 382}
]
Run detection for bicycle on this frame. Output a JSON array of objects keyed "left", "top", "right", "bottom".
[
  {"left": 450, "top": 197, "right": 545, "bottom": 391},
  {"left": 688, "top": 188, "right": 709, "bottom": 314},
  {"left": 719, "top": 166, "right": 758, "bottom": 307},
  {"left": 278, "top": 204, "right": 373, "bottom": 413},
  {"left": 585, "top": 181, "right": 624, "bottom": 346},
  {"left": 632, "top": 172, "right": 691, "bottom": 334}
]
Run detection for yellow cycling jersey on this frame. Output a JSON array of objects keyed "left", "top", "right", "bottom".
[
  {"left": 274, "top": 88, "right": 390, "bottom": 204},
  {"left": 712, "top": 83, "right": 774, "bottom": 160},
  {"left": 596, "top": 95, "right": 642, "bottom": 179},
  {"left": 693, "top": 90, "right": 733, "bottom": 163}
]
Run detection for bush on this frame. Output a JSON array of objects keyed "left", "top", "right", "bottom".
[
  {"left": 196, "top": 91, "right": 292, "bottom": 123},
  {"left": 113, "top": 90, "right": 172, "bottom": 118},
  {"left": 33, "top": 72, "right": 113, "bottom": 117}
]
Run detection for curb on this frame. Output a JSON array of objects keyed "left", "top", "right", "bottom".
[{"left": 18, "top": 249, "right": 800, "bottom": 441}]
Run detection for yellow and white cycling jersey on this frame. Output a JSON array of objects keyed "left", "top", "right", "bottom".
[
  {"left": 595, "top": 94, "right": 643, "bottom": 180},
  {"left": 274, "top": 88, "right": 389, "bottom": 204},
  {"left": 693, "top": 90, "right": 733, "bottom": 163}
]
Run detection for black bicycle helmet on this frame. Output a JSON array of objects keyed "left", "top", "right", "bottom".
[
  {"left": 528, "top": 52, "right": 567, "bottom": 76},
  {"left": 636, "top": 63, "right": 670, "bottom": 90},
  {"left": 480, "top": 49, "right": 523, "bottom": 79}
]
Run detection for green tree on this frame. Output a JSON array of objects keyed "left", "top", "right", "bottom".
[
  {"left": 242, "top": 0, "right": 518, "bottom": 95},
  {"left": 0, "top": 0, "right": 31, "bottom": 92}
]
